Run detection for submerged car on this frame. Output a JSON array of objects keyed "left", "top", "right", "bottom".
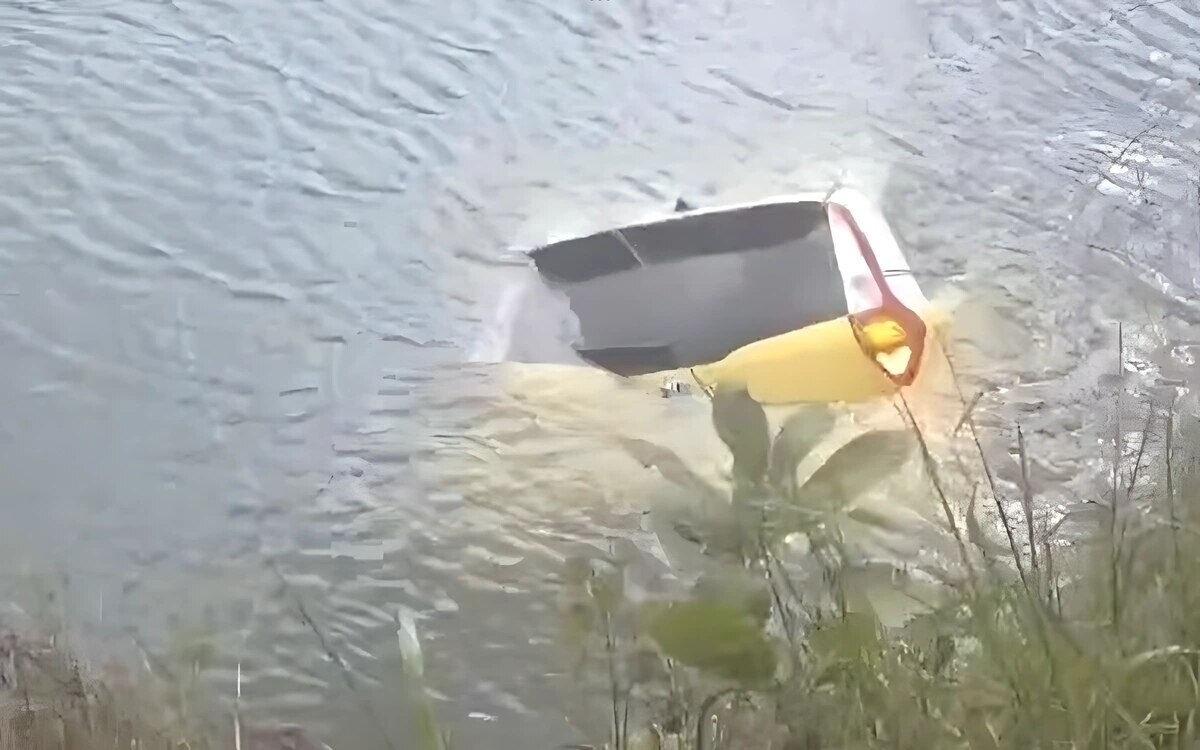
[{"left": 497, "top": 187, "right": 940, "bottom": 406}]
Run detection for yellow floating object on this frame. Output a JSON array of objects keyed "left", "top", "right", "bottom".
[{"left": 690, "top": 316, "right": 898, "bottom": 405}]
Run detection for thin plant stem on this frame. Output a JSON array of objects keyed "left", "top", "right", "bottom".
[
  {"left": 234, "top": 662, "right": 242, "bottom": 750},
  {"left": 1113, "top": 324, "right": 1123, "bottom": 509},
  {"left": 622, "top": 680, "right": 631, "bottom": 750},
  {"left": 1111, "top": 322, "right": 1123, "bottom": 634},
  {"left": 604, "top": 610, "right": 621, "bottom": 750},
  {"left": 942, "top": 349, "right": 1030, "bottom": 590},
  {"left": 1043, "top": 536, "right": 1058, "bottom": 614},
  {"left": 759, "top": 533, "right": 797, "bottom": 650},
  {"left": 1117, "top": 408, "right": 1155, "bottom": 605},
  {"left": 1017, "top": 425, "right": 1039, "bottom": 586},
  {"left": 1167, "top": 399, "right": 1184, "bottom": 638},
  {"left": 1167, "top": 401, "right": 1178, "bottom": 560},
  {"left": 1127, "top": 406, "right": 1154, "bottom": 495},
  {"left": 897, "top": 392, "right": 977, "bottom": 592}
]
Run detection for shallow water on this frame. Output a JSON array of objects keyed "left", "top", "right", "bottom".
[{"left": 2, "top": 0, "right": 1200, "bottom": 746}]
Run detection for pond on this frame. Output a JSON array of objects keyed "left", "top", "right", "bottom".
[{"left": 1, "top": 0, "right": 1199, "bottom": 746}]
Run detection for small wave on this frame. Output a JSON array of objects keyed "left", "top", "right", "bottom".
[{"left": 467, "top": 271, "right": 529, "bottom": 364}]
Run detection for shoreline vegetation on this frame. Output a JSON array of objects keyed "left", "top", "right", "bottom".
[
  {"left": 0, "top": 627, "right": 333, "bottom": 749},
  {"left": 560, "top": 332, "right": 1200, "bottom": 750},
  {"left": 5, "top": 329, "right": 1197, "bottom": 750}
]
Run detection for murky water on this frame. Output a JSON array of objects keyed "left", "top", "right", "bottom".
[{"left": 2, "top": 0, "right": 1200, "bottom": 746}]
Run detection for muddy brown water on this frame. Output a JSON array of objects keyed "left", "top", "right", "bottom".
[{"left": 2, "top": 0, "right": 1200, "bottom": 747}]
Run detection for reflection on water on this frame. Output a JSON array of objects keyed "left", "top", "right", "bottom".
[{"left": 3, "top": 0, "right": 1200, "bottom": 746}]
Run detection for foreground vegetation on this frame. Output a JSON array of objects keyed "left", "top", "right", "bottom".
[
  {"left": 0, "top": 625, "right": 340, "bottom": 749},
  {"left": 0, "top": 625, "right": 218, "bottom": 748},
  {"left": 4, "top": 346, "right": 1197, "bottom": 750},
  {"left": 561, "top": 377, "right": 1200, "bottom": 750}
]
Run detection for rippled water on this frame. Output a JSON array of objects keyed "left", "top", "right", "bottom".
[{"left": 2, "top": 0, "right": 1200, "bottom": 746}]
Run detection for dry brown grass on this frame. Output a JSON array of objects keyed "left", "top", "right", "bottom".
[
  {"left": 0, "top": 629, "right": 216, "bottom": 749},
  {"left": 0, "top": 629, "right": 332, "bottom": 750}
]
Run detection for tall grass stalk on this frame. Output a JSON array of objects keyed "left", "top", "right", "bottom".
[
  {"left": 944, "top": 350, "right": 1030, "bottom": 590},
  {"left": 1016, "top": 425, "right": 1038, "bottom": 585},
  {"left": 896, "top": 391, "right": 976, "bottom": 591}
]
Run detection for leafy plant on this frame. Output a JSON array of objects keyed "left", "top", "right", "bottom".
[
  {"left": 579, "top": 359, "right": 1200, "bottom": 750},
  {"left": 643, "top": 600, "right": 776, "bottom": 686},
  {"left": 559, "top": 383, "right": 938, "bottom": 748}
]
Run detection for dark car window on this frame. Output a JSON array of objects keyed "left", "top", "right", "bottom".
[{"left": 530, "top": 201, "right": 849, "bottom": 375}]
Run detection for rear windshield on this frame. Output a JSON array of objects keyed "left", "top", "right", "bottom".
[
  {"left": 531, "top": 201, "right": 833, "bottom": 282},
  {"left": 528, "top": 201, "right": 850, "bottom": 374}
]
